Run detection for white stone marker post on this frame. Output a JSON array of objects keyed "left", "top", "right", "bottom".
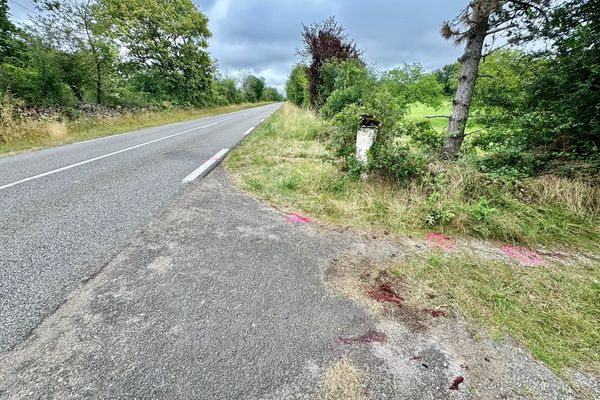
[{"left": 356, "top": 115, "right": 380, "bottom": 180}]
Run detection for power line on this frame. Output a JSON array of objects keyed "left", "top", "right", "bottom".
[{"left": 8, "top": 0, "right": 40, "bottom": 16}]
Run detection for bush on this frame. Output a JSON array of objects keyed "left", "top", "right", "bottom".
[{"left": 369, "top": 140, "right": 428, "bottom": 182}]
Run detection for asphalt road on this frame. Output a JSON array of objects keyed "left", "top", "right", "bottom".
[{"left": 0, "top": 103, "right": 281, "bottom": 352}]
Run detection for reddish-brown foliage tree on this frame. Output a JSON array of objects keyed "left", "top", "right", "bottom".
[{"left": 299, "top": 16, "right": 362, "bottom": 109}]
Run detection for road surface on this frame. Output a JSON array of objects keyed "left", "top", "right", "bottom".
[{"left": 0, "top": 103, "right": 281, "bottom": 352}]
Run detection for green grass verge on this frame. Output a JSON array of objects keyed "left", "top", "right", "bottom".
[
  {"left": 392, "top": 252, "right": 600, "bottom": 375},
  {"left": 0, "top": 102, "right": 270, "bottom": 156}
]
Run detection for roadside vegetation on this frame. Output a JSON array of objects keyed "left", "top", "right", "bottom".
[
  {"left": 228, "top": 0, "right": 600, "bottom": 378},
  {"left": 394, "top": 253, "right": 600, "bottom": 375},
  {"left": 0, "top": 0, "right": 282, "bottom": 155},
  {"left": 228, "top": 104, "right": 600, "bottom": 250},
  {"left": 227, "top": 103, "right": 600, "bottom": 375}
]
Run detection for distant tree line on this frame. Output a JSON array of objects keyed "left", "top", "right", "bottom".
[{"left": 0, "top": 0, "right": 283, "bottom": 111}]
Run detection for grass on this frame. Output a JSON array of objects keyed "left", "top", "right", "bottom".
[
  {"left": 317, "top": 357, "right": 366, "bottom": 400},
  {"left": 226, "top": 103, "right": 600, "bottom": 251},
  {"left": 406, "top": 100, "right": 484, "bottom": 132},
  {"left": 0, "top": 102, "right": 269, "bottom": 156},
  {"left": 226, "top": 103, "right": 600, "bottom": 376},
  {"left": 391, "top": 252, "right": 600, "bottom": 375}
]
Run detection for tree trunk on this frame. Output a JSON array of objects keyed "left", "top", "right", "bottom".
[
  {"left": 95, "top": 60, "right": 102, "bottom": 105},
  {"left": 443, "top": 2, "right": 492, "bottom": 159}
]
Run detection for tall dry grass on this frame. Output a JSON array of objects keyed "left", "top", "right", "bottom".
[{"left": 522, "top": 175, "right": 600, "bottom": 215}]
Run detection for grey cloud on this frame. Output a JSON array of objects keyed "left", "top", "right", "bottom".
[{"left": 197, "top": 0, "right": 468, "bottom": 92}]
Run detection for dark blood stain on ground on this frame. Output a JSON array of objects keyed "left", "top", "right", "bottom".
[
  {"left": 423, "top": 308, "right": 446, "bottom": 318},
  {"left": 367, "top": 282, "right": 404, "bottom": 307},
  {"left": 339, "top": 331, "right": 388, "bottom": 345},
  {"left": 449, "top": 376, "right": 465, "bottom": 391}
]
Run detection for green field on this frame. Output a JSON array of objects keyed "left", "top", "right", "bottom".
[{"left": 406, "top": 100, "right": 484, "bottom": 132}]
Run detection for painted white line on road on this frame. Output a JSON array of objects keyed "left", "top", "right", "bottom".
[
  {"left": 0, "top": 125, "right": 210, "bottom": 191},
  {"left": 182, "top": 149, "right": 230, "bottom": 183},
  {"left": 199, "top": 121, "right": 220, "bottom": 128},
  {"left": 243, "top": 127, "right": 255, "bottom": 136},
  {"left": 260, "top": 118, "right": 265, "bottom": 123},
  {"left": 71, "top": 108, "right": 252, "bottom": 146}
]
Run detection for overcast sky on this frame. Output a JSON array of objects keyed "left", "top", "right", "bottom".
[{"left": 8, "top": 0, "right": 468, "bottom": 93}]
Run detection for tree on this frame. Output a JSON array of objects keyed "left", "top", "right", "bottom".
[
  {"left": 299, "top": 16, "right": 362, "bottom": 109},
  {"left": 100, "top": 0, "right": 213, "bottom": 105},
  {"left": 0, "top": 0, "right": 18, "bottom": 61},
  {"left": 285, "top": 64, "right": 309, "bottom": 107},
  {"left": 533, "top": 0, "right": 600, "bottom": 150},
  {"left": 441, "top": 0, "right": 548, "bottom": 158},
  {"left": 213, "top": 77, "right": 243, "bottom": 105},
  {"left": 261, "top": 87, "right": 282, "bottom": 102},
  {"left": 435, "top": 63, "right": 459, "bottom": 96},
  {"left": 33, "top": 0, "right": 114, "bottom": 104},
  {"left": 242, "top": 74, "right": 265, "bottom": 103}
]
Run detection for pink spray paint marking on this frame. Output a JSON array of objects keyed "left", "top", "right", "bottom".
[
  {"left": 501, "top": 245, "right": 543, "bottom": 267},
  {"left": 425, "top": 233, "right": 456, "bottom": 252},
  {"left": 286, "top": 212, "right": 312, "bottom": 224}
]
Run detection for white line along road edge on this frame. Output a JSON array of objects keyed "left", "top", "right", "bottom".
[
  {"left": 0, "top": 124, "right": 221, "bottom": 192},
  {"left": 182, "top": 122, "right": 261, "bottom": 184},
  {"left": 182, "top": 149, "right": 230, "bottom": 184}
]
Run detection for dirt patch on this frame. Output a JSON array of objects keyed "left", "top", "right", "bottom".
[{"left": 325, "top": 250, "right": 436, "bottom": 332}]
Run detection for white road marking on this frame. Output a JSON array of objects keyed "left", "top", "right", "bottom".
[
  {"left": 72, "top": 109, "right": 249, "bottom": 146},
  {"left": 182, "top": 149, "right": 230, "bottom": 183},
  {"left": 243, "top": 127, "right": 255, "bottom": 136},
  {"left": 0, "top": 125, "right": 211, "bottom": 191},
  {"left": 200, "top": 121, "right": 219, "bottom": 128},
  {"left": 259, "top": 118, "right": 265, "bottom": 123}
]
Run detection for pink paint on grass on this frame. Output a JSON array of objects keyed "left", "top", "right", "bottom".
[
  {"left": 501, "top": 245, "right": 543, "bottom": 266},
  {"left": 425, "top": 232, "right": 456, "bottom": 252},
  {"left": 286, "top": 212, "right": 312, "bottom": 224}
]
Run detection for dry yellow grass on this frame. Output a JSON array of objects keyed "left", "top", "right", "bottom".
[
  {"left": 317, "top": 357, "right": 367, "bottom": 400},
  {"left": 522, "top": 175, "right": 600, "bottom": 215},
  {"left": 46, "top": 122, "right": 68, "bottom": 140}
]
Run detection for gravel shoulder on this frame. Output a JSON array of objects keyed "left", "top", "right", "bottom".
[{"left": 0, "top": 167, "right": 594, "bottom": 399}]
